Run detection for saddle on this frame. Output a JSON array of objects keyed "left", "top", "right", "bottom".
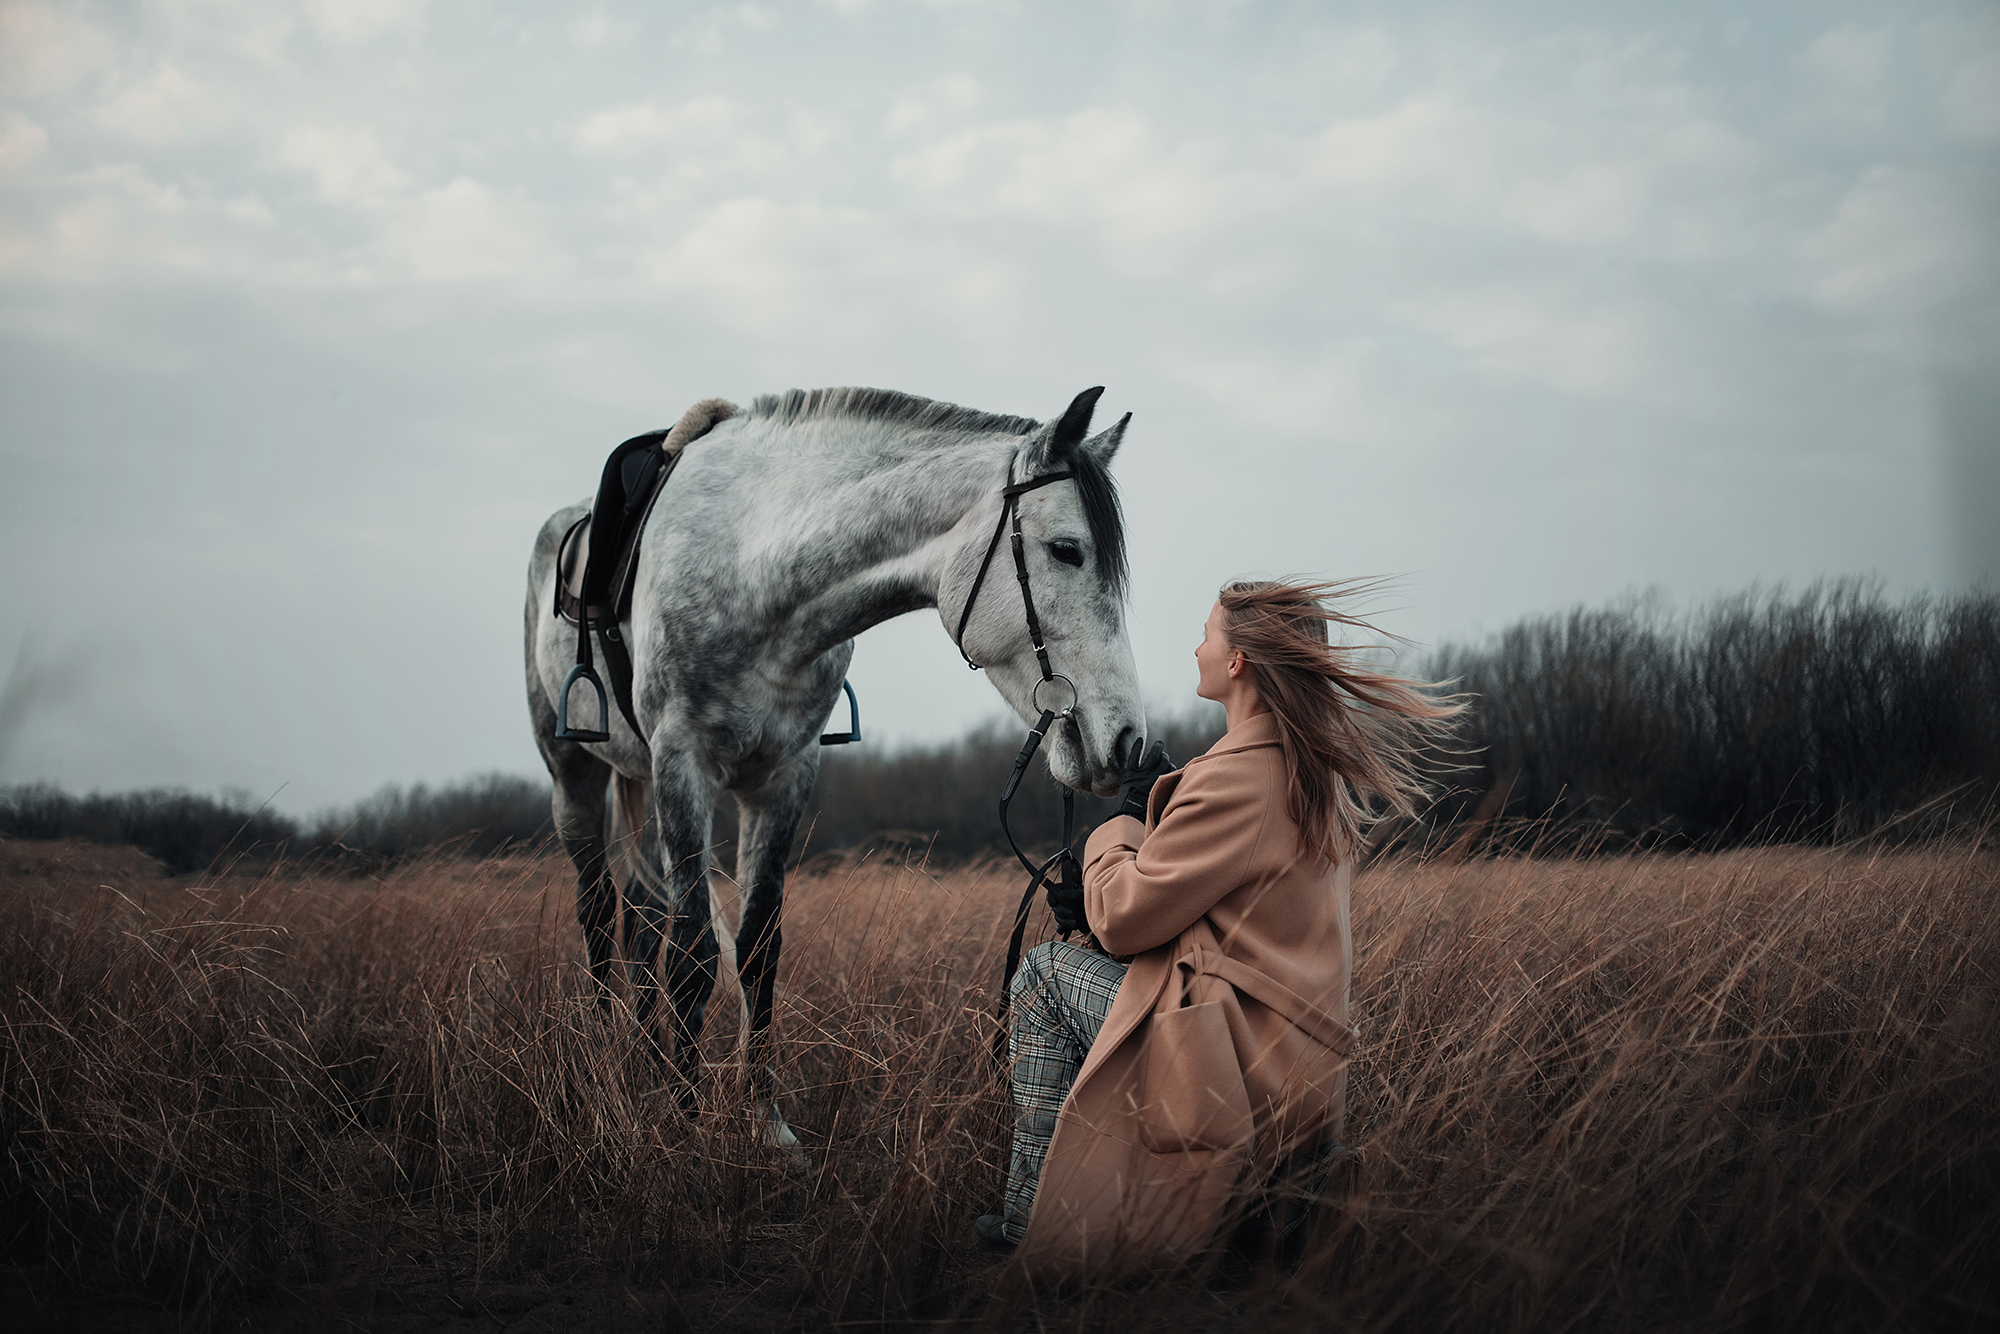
[
  {"left": 556, "top": 397, "right": 739, "bottom": 630},
  {"left": 552, "top": 398, "right": 737, "bottom": 740},
  {"left": 550, "top": 394, "right": 860, "bottom": 749}
]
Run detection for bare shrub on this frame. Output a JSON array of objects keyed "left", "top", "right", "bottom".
[{"left": 304, "top": 772, "right": 556, "bottom": 865}]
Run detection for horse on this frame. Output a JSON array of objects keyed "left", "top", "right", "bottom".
[{"left": 523, "top": 385, "right": 1144, "bottom": 1147}]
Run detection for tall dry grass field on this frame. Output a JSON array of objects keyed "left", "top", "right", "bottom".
[{"left": 1, "top": 835, "right": 1993, "bottom": 1331}]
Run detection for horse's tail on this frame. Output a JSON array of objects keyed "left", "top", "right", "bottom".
[{"left": 608, "top": 773, "right": 662, "bottom": 896}]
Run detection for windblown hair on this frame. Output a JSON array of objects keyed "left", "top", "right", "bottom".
[{"left": 1220, "top": 579, "right": 1465, "bottom": 865}]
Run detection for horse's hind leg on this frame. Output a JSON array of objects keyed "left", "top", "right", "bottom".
[
  {"left": 627, "top": 746, "right": 717, "bottom": 1108},
  {"left": 733, "top": 751, "right": 821, "bottom": 1160},
  {"left": 532, "top": 695, "right": 621, "bottom": 1005},
  {"left": 556, "top": 762, "right": 620, "bottom": 1004}
]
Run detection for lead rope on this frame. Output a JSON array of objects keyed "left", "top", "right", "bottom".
[{"left": 991, "top": 709, "right": 1080, "bottom": 1061}]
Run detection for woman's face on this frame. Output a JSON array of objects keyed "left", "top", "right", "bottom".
[{"left": 1195, "top": 600, "right": 1236, "bottom": 701}]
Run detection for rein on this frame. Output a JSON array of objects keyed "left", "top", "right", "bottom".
[{"left": 953, "top": 460, "right": 1085, "bottom": 1056}]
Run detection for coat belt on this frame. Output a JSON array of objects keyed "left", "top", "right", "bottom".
[{"left": 1173, "top": 947, "right": 1351, "bottom": 1054}]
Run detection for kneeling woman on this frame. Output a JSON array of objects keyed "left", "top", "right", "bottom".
[{"left": 981, "top": 579, "right": 1460, "bottom": 1276}]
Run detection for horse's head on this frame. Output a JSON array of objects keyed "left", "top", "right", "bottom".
[{"left": 944, "top": 387, "right": 1145, "bottom": 798}]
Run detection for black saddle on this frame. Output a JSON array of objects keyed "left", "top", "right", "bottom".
[
  {"left": 556, "top": 428, "right": 678, "bottom": 631},
  {"left": 549, "top": 429, "right": 679, "bottom": 743},
  {"left": 550, "top": 426, "right": 862, "bottom": 748}
]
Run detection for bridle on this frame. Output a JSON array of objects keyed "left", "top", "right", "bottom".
[{"left": 952, "top": 456, "right": 1086, "bottom": 1052}]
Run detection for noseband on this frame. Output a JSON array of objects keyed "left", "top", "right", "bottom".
[{"left": 953, "top": 457, "right": 1087, "bottom": 1053}]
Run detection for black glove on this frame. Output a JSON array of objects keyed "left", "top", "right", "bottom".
[
  {"left": 1045, "top": 877, "right": 1087, "bottom": 936},
  {"left": 1116, "top": 738, "right": 1176, "bottom": 821}
]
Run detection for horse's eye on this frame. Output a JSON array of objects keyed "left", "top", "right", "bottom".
[{"left": 1049, "top": 539, "right": 1085, "bottom": 568}]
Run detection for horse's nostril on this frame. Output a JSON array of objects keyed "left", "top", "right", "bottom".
[{"left": 1109, "top": 724, "right": 1138, "bottom": 770}]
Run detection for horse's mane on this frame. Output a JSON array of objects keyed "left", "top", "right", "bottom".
[
  {"left": 744, "top": 387, "right": 1041, "bottom": 438},
  {"left": 744, "top": 386, "right": 1128, "bottom": 596}
]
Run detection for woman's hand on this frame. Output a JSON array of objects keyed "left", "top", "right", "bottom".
[
  {"left": 1045, "top": 879, "right": 1087, "bottom": 935},
  {"left": 1115, "top": 739, "right": 1176, "bottom": 821}
]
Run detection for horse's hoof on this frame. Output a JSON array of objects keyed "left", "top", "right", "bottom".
[{"left": 759, "top": 1102, "right": 812, "bottom": 1174}]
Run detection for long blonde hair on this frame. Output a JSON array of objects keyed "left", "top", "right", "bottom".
[{"left": 1219, "top": 579, "right": 1464, "bottom": 864}]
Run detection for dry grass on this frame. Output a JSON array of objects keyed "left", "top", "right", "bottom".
[{"left": 1, "top": 834, "right": 1994, "bottom": 1331}]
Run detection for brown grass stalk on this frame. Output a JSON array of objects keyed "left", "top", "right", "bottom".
[{"left": 0, "top": 835, "right": 1993, "bottom": 1330}]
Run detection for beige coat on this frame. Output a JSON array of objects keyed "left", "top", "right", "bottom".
[{"left": 1014, "top": 711, "right": 1354, "bottom": 1281}]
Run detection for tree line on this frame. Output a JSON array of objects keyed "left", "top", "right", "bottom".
[
  {"left": 1421, "top": 581, "right": 1998, "bottom": 851},
  {"left": 3, "top": 582, "right": 1993, "bottom": 873},
  {"left": 0, "top": 773, "right": 551, "bottom": 874}
]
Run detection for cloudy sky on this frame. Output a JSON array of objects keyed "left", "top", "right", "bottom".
[{"left": 2, "top": 0, "right": 1995, "bottom": 814}]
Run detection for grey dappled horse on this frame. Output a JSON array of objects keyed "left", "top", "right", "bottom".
[{"left": 524, "top": 386, "right": 1144, "bottom": 1147}]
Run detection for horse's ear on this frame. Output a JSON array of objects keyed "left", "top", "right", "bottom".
[
  {"left": 1082, "top": 411, "right": 1130, "bottom": 468},
  {"left": 1023, "top": 386, "right": 1104, "bottom": 474}
]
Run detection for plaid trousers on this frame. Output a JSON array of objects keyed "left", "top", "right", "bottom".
[{"left": 1001, "top": 938, "right": 1129, "bottom": 1243}]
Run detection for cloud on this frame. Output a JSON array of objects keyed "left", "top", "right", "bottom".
[
  {"left": 573, "top": 96, "right": 743, "bottom": 156},
  {"left": 891, "top": 106, "right": 1272, "bottom": 272},
  {"left": 638, "top": 194, "right": 1025, "bottom": 346},
  {"left": 300, "top": 0, "right": 426, "bottom": 45},
  {"left": 1642, "top": 119, "right": 1767, "bottom": 260},
  {"left": 95, "top": 64, "right": 221, "bottom": 144},
  {"left": 1508, "top": 163, "right": 1644, "bottom": 243},
  {"left": 1400, "top": 288, "right": 1642, "bottom": 395},
  {"left": 0, "top": 0, "right": 112, "bottom": 98},
  {"left": 278, "top": 125, "right": 409, "bottom": 205},
  {"left": 1654, "top": 118, "right": 1761, "bottom": 178},
  {"left": 1802, "top": 166, "right": 1994, "bottom": 322},
  {"left": 884, "top": 73, "right": 983, "bottom": 135},
  {"left": 1251, "top": 25, "right": 1403, "bottom": 106},
  {"left": 11, "top": 163, "right": 276, "bottom": 282},
  {"left": 1799, "top": 25, "right": 1892, "bottom": 91},
  {"left": 1309, "top": 97, "right": 1496, "bottom": 202},
  {"left": 382, "top": 177, "right": 562, "bottom": 284},
  {"left": 639, "top": 196, "right": 888, "bottom": 326},
  {"left": 1300, "top": 83, "right": 1777, "bottom": 271},
  {"left": 0, "top": 109, "right": 48, "bottom": 174},
  {"left": 1167, "top": 343, "right": 1397, "bottom": 443},
  {"left": 14, "top": 124, "right": 568, "bottom": 290},
  {"left": 567, "top": 12, "right": 615, "bottom": 49},
  {"left": 1944, "top": 49, "right": 2000, "bottom": 139},
  {"left": 682, "top": 2, "right": 788, "bottom": 55}
]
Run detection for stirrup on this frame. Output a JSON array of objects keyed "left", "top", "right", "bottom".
[
  {"left": 819, "top": 678, "right": 862, "bottom": 746},
  {"left": 554, "top": 663, "right": 612, "bottom": 742}
]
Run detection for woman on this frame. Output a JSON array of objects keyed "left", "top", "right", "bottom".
[{"left": 980, "top": 578, "right": 1460, "bottom": 1277}]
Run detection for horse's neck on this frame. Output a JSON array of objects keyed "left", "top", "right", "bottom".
[{"left": 745, "top": 428, "right": 1011, "bottom": 662}]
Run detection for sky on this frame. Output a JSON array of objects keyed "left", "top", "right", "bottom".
[{"left": 1, "top": 0, "right": 1996, "bottom": 815}]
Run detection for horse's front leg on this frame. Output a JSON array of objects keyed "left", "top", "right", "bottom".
[
  {"left": 628, "top": 746, "right": 717, "bottom": 1111},
  {"left": 733, "top": 750, "right": 821, "bottom": 1163}
]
